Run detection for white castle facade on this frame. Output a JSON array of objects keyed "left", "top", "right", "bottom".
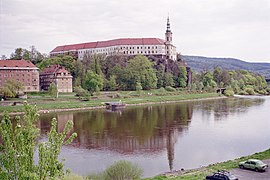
[{"left": 50, "top": 17, "right": 177, "bottom": 61}]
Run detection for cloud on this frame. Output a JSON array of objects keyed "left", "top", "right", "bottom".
[{"left": 0, "top": 0, "right": 269, "bottom": 61}]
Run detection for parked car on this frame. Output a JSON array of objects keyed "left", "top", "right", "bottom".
[
  {"left": 239, "top": 159, "right": 268, "bottom": 172},
  {"left": 206, "top": 170, "right": 238, "bottom": 180}
]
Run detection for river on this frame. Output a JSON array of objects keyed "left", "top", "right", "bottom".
[{"left": 37, "top": 96, "right": 270, "bottom": 178}]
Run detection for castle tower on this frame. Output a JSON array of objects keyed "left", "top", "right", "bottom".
[
  {"left": 165, "top": 16, "right": 172, "bottom": 43},
  {"left": 165, "top": 16, "right": 176, "bottom": 60}
]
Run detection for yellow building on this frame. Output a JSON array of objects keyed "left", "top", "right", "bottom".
[{"left": 40, "top": 64, "right": 73, "bottom": 93}]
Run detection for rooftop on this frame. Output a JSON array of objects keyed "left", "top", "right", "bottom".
[
  {"left": 0, "top": 60, "right": 37, "bottom": 68},
  {"left": 51, "top": 38, "right": 165, "bottom": 53},
  {"left": 41, "top": 64, "right": 71, "bottom": 75}
]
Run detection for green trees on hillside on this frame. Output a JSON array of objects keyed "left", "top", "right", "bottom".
[
  {"left": 10, "top": 46, "right": 46, "bottom": 64},
  {"left": 37, "top": 55, "right": 76, "bottom": 74},
  {"left": 191, "top": 67, "right": 268, "bottom": 95},
  {"left": 73, "top": 54, "right": 187, "bottom": 94},
  {"left": 124, "top": 55, "right": 157, "bottom": 90}
]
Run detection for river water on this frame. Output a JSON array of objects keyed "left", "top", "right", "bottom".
[{"left": 37, "top": 96, "right": 270, "bottom": 177}]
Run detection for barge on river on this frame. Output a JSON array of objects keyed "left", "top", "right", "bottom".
[{"left": 104, "top": 102, "right": 126, "bottom": 111}]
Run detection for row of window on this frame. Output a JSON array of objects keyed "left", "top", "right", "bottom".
[
  {"left": 0, "top": 78, "right": 38, "bottom": 82},
  {"left": 0, "top": 79, "right": 38, "bottom": 85},
  {"left": 0, "top": 70, "right": 34, "bottom": 72},
  {"left": 78, "top": 46, "right": 162, "bottom": 54},
  {"left": 123, "top": 51, "right": 159, "bottom": 54}
]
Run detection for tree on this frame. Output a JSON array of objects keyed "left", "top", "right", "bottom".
[
  {"left": 90, "top": 54, "right": 104, "bottom": 76},
  {"left": 0, "top": 79, "right": 24, "bottom": 99},
  {"left": 0, "top": 103, "right": 77, "bottom": 179},
  {"left": 202, "top": 71, "right": 214, "bottom": 88},
  {"left": 29, "top": 46, "right": 46, "bottom": 64},
  {"left": 48, "top": 82, "right": 58, "bottom": 99},
  {"left": 178, "top": 66, "right": 187, "bottom": 88},
  {"left": 74, "top": 86, "right": 90, "bottom": 100},
  {"left": 105, "top": 75, "right": 117, "bottom": 91},
  {"left": 37, "top": 55, "right": 76, "bottom": 74},
  {"left": 10, "top": 48, "right": 24, "bottom": 60},
  {"left": 125, "top": 55, "right": 157, "bottom": 90},
  {"left": 74, "top": 60, "right": 86, "bottom": 87},
  {"left": 1, "top": 55, "right": 7, "bottom": 60},
  {"left": 164, "top": 72, "right": 175, "bottom": 87},
  {"left": 83, "top": 71, "right": 104, "bottom": 94},
  {"left": 213, "top": 67, "right": 222, "bottom": 86},
  {"left": 156, "top": 64, "right": 165, "bottom": 88}
]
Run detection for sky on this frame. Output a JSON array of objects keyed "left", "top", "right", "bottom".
[{"left": 0, "top": 0, "right": 270, "bottom": 62}]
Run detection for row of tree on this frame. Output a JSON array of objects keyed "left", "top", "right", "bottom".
[
  {"left": 34, "top": 52, "right": 189, "bottom": 94},
  {"left": 3, "top": 47, "right": 270, "bottom": 97},
  {"left": 191, "top": 67, "right": 269, "bottom": 95}
]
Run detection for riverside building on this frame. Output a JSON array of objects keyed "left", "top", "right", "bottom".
[
  {"left": 40, "top": 64, "right": 73, "bottom": 93},
  {"left": 50, "top": 17, "right": 177, "bottom": 61},
  {"left": 0, "top": 60, "right": 39, "bottom": 92}
]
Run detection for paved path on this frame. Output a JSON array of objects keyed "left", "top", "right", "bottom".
[{"left": 231, "top": 159, "right": 270, "bottom": 180}]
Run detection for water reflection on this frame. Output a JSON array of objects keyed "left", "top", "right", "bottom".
[
  {"left": 36, "top": 96, "right": 269, "bottom": 177},
  {"left": 39, "top": 103, "right": 193, "bottom": 171},
  {"left": 197, "top": 97, "right": 265, "bottom": 121}
]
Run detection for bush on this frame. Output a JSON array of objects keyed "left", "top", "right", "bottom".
[
  {"left": 224, "top": 89, "right": 234, "bottom": 97},
  {"left": 165, "top": 86, "right": 176, "bottom": 92},
  {"left": 156, "top": 87, "right": 166, "bottom": 95},
  {"left": 74, "top": 86, "right": 90, "bottom": 100},
  {"left": 244, "top": 88, "right": 255, "bottom": 95},
  {"left": 257, "top": 89, "right": 267, "bottom": 95},
  {"left": 238, "top": 90, "right": 248, "bottom": 95},
  {"left": 104, "top": 160, "right": 143, "bottom": 180},
  {"left": 87, "top": 160, "right": 143, "bottom": 180}
]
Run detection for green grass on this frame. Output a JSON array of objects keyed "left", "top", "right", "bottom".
[
  {"left": 146, "top": 148, "right": 270, "bottom": 180},
  {"left": 0, "top": 92, "right": 221, "bottom": 114}
]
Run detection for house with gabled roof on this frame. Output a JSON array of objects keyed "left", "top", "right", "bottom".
[{"left": 40, "top": 64, "right": 73, "bottom": 93}]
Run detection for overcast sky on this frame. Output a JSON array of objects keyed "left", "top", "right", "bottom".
[{"left": 0, "top": 0, "right": 269, "bottom": 62}]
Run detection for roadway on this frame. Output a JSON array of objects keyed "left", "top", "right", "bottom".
[{"left": 230, "top": 159, "right": 270, "bottom": 180}]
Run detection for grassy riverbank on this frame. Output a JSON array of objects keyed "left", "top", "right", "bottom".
[
  {"left": 0, "top": 91, "right": 221, "bottom": 114},
  {"left": 147, "top": 148, "right": 270, "bottom": 180}
]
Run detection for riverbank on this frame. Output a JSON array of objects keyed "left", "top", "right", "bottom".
[
  {"left": 147, "top": 148, "right": 270, "bottom": 180},
  {"left": 0, "top": 92, "right": 223, "bottom": 115}
]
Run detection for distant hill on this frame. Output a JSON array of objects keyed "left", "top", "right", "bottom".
[{"left": 182, "top": 55, "right": 270, "bottom": 78}]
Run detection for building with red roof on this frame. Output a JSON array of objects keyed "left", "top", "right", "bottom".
[
  {"left": 40, "top": 64, "right": 73, "bottom": 92},
  {"left": 50, "top": 17, "right": 177, "bottom": 61},
  {"left": 0, "top": 60, "right": 39, "bottom": 92}
]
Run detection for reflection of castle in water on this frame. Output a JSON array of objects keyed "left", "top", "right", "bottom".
[{"left": 38, "top": 103, "right": 193, "bottom": 171}]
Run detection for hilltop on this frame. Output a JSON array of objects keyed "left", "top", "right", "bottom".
[{"left": 182, "top": 55, "right": 270, "bottom": 78}]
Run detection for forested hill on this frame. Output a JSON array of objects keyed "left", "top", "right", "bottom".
[{"left": 182, "top": 55, "right": 270, "bottom": 78}]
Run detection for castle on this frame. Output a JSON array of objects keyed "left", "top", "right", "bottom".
[{"left": 50, "top": 17, "right": 177, "bottom": 61}]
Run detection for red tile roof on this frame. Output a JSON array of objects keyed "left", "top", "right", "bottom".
[
  {"left": 51, "top": 38, "right": 165, "bottom": 53},
  {"left": 0, "top": 60, "right": 37, "bottom": 68},
  {"left": 41, "top": 64, "right": 71, "bottom": 75}
]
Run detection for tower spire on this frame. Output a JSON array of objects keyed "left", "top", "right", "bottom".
[{"left": 166, "top": 16, "right": 171, "bottom": 32}]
